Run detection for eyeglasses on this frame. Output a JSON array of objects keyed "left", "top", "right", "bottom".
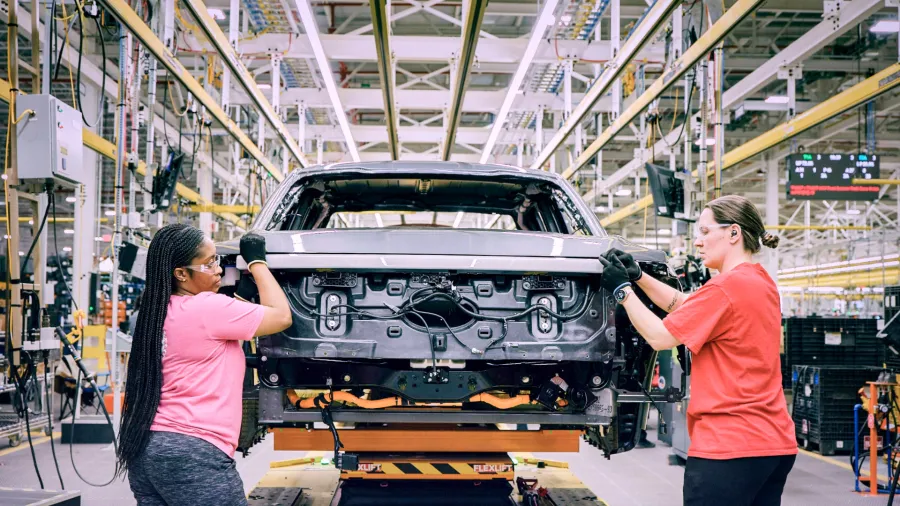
[
  {"left": 694, "top": 223, "right": 733, "bottom": 239},
  {"left": 183, "top": 255, "right": 222, "bottom": 273}
]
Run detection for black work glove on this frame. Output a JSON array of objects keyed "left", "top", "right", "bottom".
[
  {"left": 598, "top": 253, "right": 632, "bottom": 294},
  {"left": 234, "top": 274, "right": 259, "bottom": 302},
  {"left": 609, "top": 248, "right": 642, "bottom": 282},
  {"left": 240, "top": 232, "right": 268, "bottom": 268}
]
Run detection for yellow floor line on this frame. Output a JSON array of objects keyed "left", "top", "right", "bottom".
[
  {"left": 0, "top": 432, "right": 61, "bottom": 458},
  {"left": 798, "top": 448, "right": 889, "bottom": 485}
]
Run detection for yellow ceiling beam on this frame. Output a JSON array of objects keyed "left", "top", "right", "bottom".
[
  {"left": 769, "top": 225, "right": 872, "bottom": 231},
  {"left": 854, "top": 178, "right": 900, "bottom": 185},
  {"left": 600, "top": 62, "right": 900, "bottom": 227},
  {"left": 99, "top": 0, "right": 283, "bottom": 181},
  {"left": 442, "top": 0, "right": 488, "bottom": 161},
  {"left": 370, "top": 0, "right": 400, "bottom": 160},
  {"left": 176, "top": 204, "right": 261, "bottom": 214},
  {"left": 0, "top": 77, "right": 247, "bottom": 229},
  {"left": 778, "top": 268, "right": 900, "bottom": 288}
]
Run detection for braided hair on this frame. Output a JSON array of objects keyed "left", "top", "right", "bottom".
[{"left": 115, "top": 223, "right": 205, "bottom": 474}]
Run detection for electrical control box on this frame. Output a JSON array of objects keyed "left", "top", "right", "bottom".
[{"left": 16, "top": 94, "right": 84, "bottom": 186}]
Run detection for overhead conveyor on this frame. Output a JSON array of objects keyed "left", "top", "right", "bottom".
[
  {"left": 180, "top": 0, "right": 310, "bottom": 170},
  {"left": 0, "top": 78, "right": 249, "bottom": 229},
  {"left": 560, "top": 0, "right": 765, "bottom": 180},
  {"left": 370, "top": 0, "right": 400, "bottom": 160},
  {"left": 599, "top": 62, "right": 900, "bottom": 227},
  {"left": 442, "top": 0, "right": 488, "bottom": 161},
  {"left": 96, "top": 0, "right": 285, "bottom": 182},
  {"left": 529, "top": 0, "right": 681, "bottom": 171}
]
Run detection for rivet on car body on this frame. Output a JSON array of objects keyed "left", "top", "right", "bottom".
[
  {"left": 523, "top": 282, "right": 532, "bottom": 290},
  {"left": 269, "top": 374, "right": 279, "bottom": 383},
  {"left": 589, "top": 309, "right": 599, "bottom": 318},
  {"left": 260, "top": 356, "right": 268, "bottom": 362},
  {"left": 521, "top": 376, "right": 531, "bottom": 384},
  {"left": 592, "top": 376, "right": 603, "bottom": 386},
  {"left": 343, "top": 374, "right": 352, "bottom": 382}
]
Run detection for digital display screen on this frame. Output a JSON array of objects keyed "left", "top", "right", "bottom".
[{"left": 786, "top": 153, "right": 880, "bottom": 201}]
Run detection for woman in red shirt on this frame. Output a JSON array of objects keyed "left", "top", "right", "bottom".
[{"left": 598, "top": 195, "right": 796, "bottom": 506}]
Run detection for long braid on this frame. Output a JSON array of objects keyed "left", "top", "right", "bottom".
[{"left": 115, "top": 224, "right": 205, "bottom": 475}]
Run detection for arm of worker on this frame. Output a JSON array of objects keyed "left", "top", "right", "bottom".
[
  {"left": 239, "top": 232, "right": 293, "bottom": 337},
  {"left": 610, "top": 249, "right": 688, "bottom": 313},
  {"left": 618, "top": 286, "right": 681, "bottom": 351}
]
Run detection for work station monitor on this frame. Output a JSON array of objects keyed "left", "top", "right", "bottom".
[{"left": 786, "top": 153, "right": 880, "bottom": 201}]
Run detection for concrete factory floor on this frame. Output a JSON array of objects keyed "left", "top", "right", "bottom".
[{"left": 0, "top": 414, "right": 892, "bottom": 505}]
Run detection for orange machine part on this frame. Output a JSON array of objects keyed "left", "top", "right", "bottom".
[{"left": 273, "top": 426, "right": 581, "bottom": 453}]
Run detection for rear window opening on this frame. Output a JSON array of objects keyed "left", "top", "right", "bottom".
[{"left": 263, "top": 175, "right": 592, "bottom": 236}]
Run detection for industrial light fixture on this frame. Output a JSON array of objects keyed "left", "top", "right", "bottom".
[
  {"left": 62, "top": 247, "right": 72, "bottom": 253},
  {"left": 94, "top": 236, "right": 104, "bottom": 242},
  {"left": 207, "top": 7, "right": 226, "bottom": 20},
  {"left": 480, "top": 0, "right": 559, "bottom": 164},
  {"left": 871, "top": 20, "right": 899, "bottom": 34},
  {"left": 614, "top": 188, "right": 632, "bottom": 197},
  {"left": 658, "top": 229, "right": 672, "bottom": 235},
  {"left": 65, "top": 196, "right": 77, "bottom": 203},
  {"left": 18, "top": 251, "right": 23, "bottom": 256},
  {"left": 845, "top": 208, "right": 861, "bottom": 215},
  {"left": 63, "top": 228, "right": 74, "bottom": 234},
  {"left": 764, "top": 95, "right": 789, "bottom": 104},
  {"left": 295, "top": 0, "right": 360, "bottom": 162},
  {"left": 257, "top": 83, "right": 272, "bottom": 90},
  {"left": 694, "top": 138, "right": 716, "bottom": 146},
  {"left": 104, "top": 210, "right": 116, "bottom": 217}
]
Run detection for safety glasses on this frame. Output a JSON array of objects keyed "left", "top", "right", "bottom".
[
  {"left": 182, "top": 254, "right": 222, "bottom": 274},
  {"left": 693, "top": 223, "right": 733, "bottom": 239}
]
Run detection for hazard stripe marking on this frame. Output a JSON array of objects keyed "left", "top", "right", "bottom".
[
  {"left": 451, "top": 463, "right": 476, "bottom": 474},
  {"left": 395, "top": 463, "right": 422, "bottom": 474},
  {"left": 432, "top": 463, "right": 460, "bottom": 475}
]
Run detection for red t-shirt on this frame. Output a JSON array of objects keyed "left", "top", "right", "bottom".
[{"left": 662, "top": 262, "right": 797, "bottom": 460}]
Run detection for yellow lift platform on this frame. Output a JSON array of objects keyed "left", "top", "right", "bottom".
[{"left": 248, "top": 427, "right": 610, "bottom": 506}]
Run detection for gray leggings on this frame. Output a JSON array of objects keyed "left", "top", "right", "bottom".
[{"left": 128, "top": 431, "right": 248, "bottom": 506}]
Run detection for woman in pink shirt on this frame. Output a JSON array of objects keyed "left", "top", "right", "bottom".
[{"left": 115, "top": 224, "right": 292, "bottom": 505}]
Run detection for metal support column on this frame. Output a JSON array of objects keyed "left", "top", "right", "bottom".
[
  {"left": 534, "top": 106, "right": 544, "bottom": 165},
  {"left": 698, "top": 58, "right": 708, "bottom": 201},
  {"left": 764, "top": 154, "right": 779, "bottom": 278},
  {"left": 713, "top": 45, "right": 724, "bottom": 199},
  {"left": 298, "top": 103, "right": 307, "bottom": 155},
  {"left": 75, "top": 84, "right": 100, "bottom": 313},
  {"left": 110, "top": 24, "right": 127, "bottom": 432},
  {"left": 317, "top": 138, "right": 324, "bottom": 165},
  {"left": 517, "top": 139, "right": 524, "bottom": 167},
  {"left": 221, "top": 0, "right": 240, "bottom": 111},
  {"left": 4, "top": 0, "right": 24, "bottom": 364},
  {"left": 610, "top": 0, "right": 621, "bottom": 119}
]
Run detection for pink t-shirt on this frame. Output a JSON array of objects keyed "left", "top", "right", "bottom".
[{"left": 149, "top": 292, "right": 265, "bottom": 457}]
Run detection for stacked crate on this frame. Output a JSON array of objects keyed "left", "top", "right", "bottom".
[
  {"left": 885, "top": 286, "right": 900, "bottom": 370},
  {"left": 782, "top": 317, "right": 884, "bottom": 390},
  {"left": 792, "top": 365, "right": 885, "bottom": 455}
]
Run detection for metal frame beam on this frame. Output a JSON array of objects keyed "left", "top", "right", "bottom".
[
  {"left": 600, "top": 63, "right": 900, "bottom": 227},
  {"left": 181, "top": 0, "right": 309, "bottom": 169},
  {"left": 371, "top": 0, "right": 400, "bottom": 159},
  {"left": 587, "top": 0, "right": 883, "bottom": 200},
  {"left": 98, "top": 0, "right": 284, "bottom": 181},
  {"left": 442, "top": 0, "right": 488, "bottom": 160},
  {"left": 530, "top": 0, "right": 680, "bottom": 170},
  {"left": 563, "top": 0, "right": 766, "bottom": 180},
  {"left": 0, "top": 77, "right": 247, "bottom": 228}
]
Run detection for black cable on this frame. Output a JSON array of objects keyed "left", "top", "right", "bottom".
[
  {"left": 49, "top": 192, "right": 117, "bottom": 487},
  {"left": 20, "top": 196, "right": 53, "bottom": 279},
  {"left": 404, "top": 311, "right": 436, "bottom": 369},
  {"left": 76, "top": 10, "right": 107, "bottom": 127},
  {"left": 44, "top": 355, "right": 64, "bottom": 489},
  {"left": 10, "top": 360, "right": 43, "bottom": 489}
]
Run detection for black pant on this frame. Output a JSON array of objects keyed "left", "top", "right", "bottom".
[{"left": 683, "top": 454, "right": 796, "bottom": 506}]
